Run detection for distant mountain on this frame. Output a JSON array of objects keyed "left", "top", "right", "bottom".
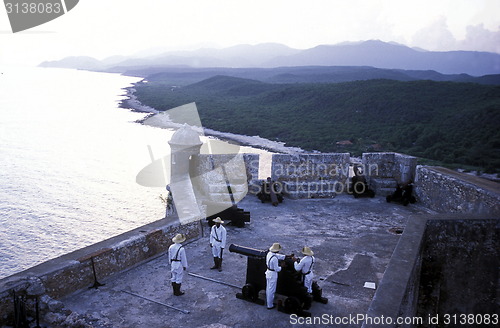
[
  {"left": 39, "top": 56, "right": 105, "bottom": 70},
  {"left": 161, "top": 43, "right": 301, "bottom": 67},
  {"left": 38, "top": 41, "right": 500, "bottom": 76},
  {"left": 264, "top": 40, "right": 500, "bottom": 76}
]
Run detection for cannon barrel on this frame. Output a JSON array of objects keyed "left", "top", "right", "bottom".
[{"left": 229, "top": 244, "right": 267, "bottom": 258}]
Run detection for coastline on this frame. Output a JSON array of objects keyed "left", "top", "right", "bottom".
[
  {"left": 120, "top": 85, "right": 304, "bottom": 154},
  {"left": 120, "top": 86, "right": 159, "bottom": 114}
]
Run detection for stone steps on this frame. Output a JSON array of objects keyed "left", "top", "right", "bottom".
[{"left": 370, "top": 178, "right": 398, "bottom": 196}]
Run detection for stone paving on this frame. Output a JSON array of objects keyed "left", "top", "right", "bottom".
[{"left": 61, "top": 195, "right": 433, "bottom": 328}]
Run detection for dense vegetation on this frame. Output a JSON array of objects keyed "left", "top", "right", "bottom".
[{"left": 134, "top": 75, "right": 500, "bottom": 173}]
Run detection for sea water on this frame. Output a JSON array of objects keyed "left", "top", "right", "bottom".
[{"left": 0, "top": 67, "right": 265, "bottom": 279}]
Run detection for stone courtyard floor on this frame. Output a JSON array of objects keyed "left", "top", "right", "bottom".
[{"left": 61, "top": 195, "right": 433, "bottom": 328}]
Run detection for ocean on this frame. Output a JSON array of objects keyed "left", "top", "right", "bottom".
[{"left": 0, "top": 67, "right": 266, "bottom": 279}]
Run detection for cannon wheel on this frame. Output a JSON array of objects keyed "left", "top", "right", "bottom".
[
  {"left": 312, "top": 281, "right": 329, "bottom": 304},
  {"left": 241, "top": 283, "right": 257, "bottom": 302},
  {"left": 302, "top": 293, "right": 313, "bottom": 310},
  {"left": 283, "top": 296, "right": 301, "bottom": 314}
]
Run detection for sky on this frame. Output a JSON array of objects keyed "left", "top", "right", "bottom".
[{"left": 1, "top": 0, "right": 500, "bottom": 66}]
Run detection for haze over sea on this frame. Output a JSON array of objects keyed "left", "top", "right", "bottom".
[{"left": 0, "top": 67, "right": 187, "bottom": 279}]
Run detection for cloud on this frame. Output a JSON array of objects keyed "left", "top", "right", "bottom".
[
  {"left": 411, "top": 17, "right": 500, "bottom": 53},
  {"left": 411, "top": 16, "right": 457, "bottom": 51},
  {"left": 459, "top": 24, "right": 500, "bottom": 53}
]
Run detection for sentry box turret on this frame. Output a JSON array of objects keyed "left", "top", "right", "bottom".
[{"left": 229, "top": 244, "right": 327, "bottom": 317}]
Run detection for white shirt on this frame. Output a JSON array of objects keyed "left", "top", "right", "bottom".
[
  {"left": 168, "top": 243, "right": 188, "bottom": 269},
  {"left": 265, "top": 252, "right": 285, "bottom": 278},
  {"left": 294, "top": 255, "right": 314, "bottom": 275},
  {"left": 210, "top": 224, "right": 227, "bottom": 248}
]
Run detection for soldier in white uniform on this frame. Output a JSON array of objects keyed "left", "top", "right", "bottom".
[
  {"left": 294, "top": 246, "right": 315, "bottom": 293},
  {"left": 265, "top": 242, "right": 286, "bottom": 309},
  {"left": 168, "top": 233, "right": 188, "bottom": 296},
  {"left": 209, "top": 217, "right": 227, "bottom": 272}
]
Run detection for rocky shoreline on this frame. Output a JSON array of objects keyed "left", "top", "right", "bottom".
[
  {"left": 120, "top": 87, "right": 159, "bottom": 114},
  {"left": 120, "top": 86, "right": 303, "bottom": 154}
]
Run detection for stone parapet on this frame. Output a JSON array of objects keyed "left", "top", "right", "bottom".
[
  {"left": 270, "top": 153, "right": 350, "bottom": 198},
  {"left": 362, "top": 152, "right": 396, "bottom": 179},
  {"left": 415, "top": 166, "right": 500, "bottom": 216},
  {"left": 190, "top": 153, "right": 258, "bottom": 199},
  {"left": 0, "top": 218, "right": 200, "bottom": 324},
  {"left": 362, "top": 153, "right": 417, "bottom": 195},
  {"left": 370, "top": 178, "right": 398, "bottom": 197},
  {"left": 363, "top": 214, "right": 499, "bottom": 328}
]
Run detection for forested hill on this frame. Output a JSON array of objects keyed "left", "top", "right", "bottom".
[
  {"left": 134, "top": 75, "right": 500, "bottom": 172},
  {"left": 135, "top": 66, "right": 500, "bottom": 86}
]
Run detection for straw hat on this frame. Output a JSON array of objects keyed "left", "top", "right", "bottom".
[
  {"left": 172, "top": 233, "right": 186, "bottom": 244},
  {"left": 213, "top": 217, "right": 224, "bottom": 224},
  {"left": 269, "top": 243, "right": 282, "bottom": 253},
  {"left": 301, "top": 246, "right": 314, "bottom": 256}
]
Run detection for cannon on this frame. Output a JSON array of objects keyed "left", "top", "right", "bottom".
[
  {"left": 348, "top": 165, "right": 375, "bottom": 198},
  {"left": 229, "top": 244, "right": 327, "bottom": 316},
  {"left": 205, "top": 203, "right": 250, "bottom": 228},
  {"left": 256, "top": 178, "right": 284, "bottom": 206},
  {"left": 386, "top": 182, "right": 416, "bottom": 206}
]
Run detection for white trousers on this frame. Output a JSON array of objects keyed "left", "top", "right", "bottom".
[
  {"left": 171, "top": 262, "right": 184, "bottom": 283},
  {"left": 211, "top": 243, "right": 223, "bottom": 258},
  {"left": 304, "top": 273, "right": 313, "bottom": 293},
  {"left": 266, "top": 276, "right": 278, "bottom": 308}
]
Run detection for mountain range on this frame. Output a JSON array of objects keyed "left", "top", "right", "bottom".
[{"left": 39, "top": 40, "right": 500, "bottom": 76}]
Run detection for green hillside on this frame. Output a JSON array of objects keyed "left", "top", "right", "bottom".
[{"left": 133, "top": 76, "right": 500, "bottom": 173}]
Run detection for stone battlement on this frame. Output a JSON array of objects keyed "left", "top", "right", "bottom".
[
  {"left": 0, "top": 151, "right": 498, "bottom": 326},
  {"left": 0, "top": 218, "right": 200, "bottom": 322}
]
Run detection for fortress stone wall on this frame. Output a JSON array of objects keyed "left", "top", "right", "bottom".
[
  {"left": 0, "top": 219, "right": 200, "bottom": 323},
  {"left": 362, "top": 152, "right": 417, "bottom": 196},
  {"left": 270, "top": 153, "right": 351, "bottom": 198},
  {"left": 363, "top": 214, "right": 499, "bottom": 328},
  {"left": 1, "top": 151, "right": 498, "bottom": 325},
  {"left": 258, "top": 152, "right": 417, "bottom": 198},
  {"left": 189, "top": 152, "right": 498, "bottom": 212},
  {"left": 415, "top": 166, "right": 500, "bottom": 216}
]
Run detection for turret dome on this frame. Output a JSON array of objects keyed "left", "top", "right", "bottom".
[{"left": 168, "top": 124, "right": 203, "bottom": 146}]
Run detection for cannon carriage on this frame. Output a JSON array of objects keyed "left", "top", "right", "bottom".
[
  {"left": 386, "top": 182, "right": 416, "bottom": 206},
  {"left": 256, "top": 178, "right": 284, "bottom": 206},
  {"left": 348, "top": 164, "right": 375, "bottom": 198},
  {"left": 229, "top": 244, "right": 327, "bottom": 317}
]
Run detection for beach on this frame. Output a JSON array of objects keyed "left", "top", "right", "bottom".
[{"left": 120, "top": 85, "right": 304, "bottom": 155}]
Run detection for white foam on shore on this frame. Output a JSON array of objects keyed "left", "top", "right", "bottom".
[
  {"left": 122, "top": 87, "right": 159, "bottom": 114},
  {"left": 121, "top": 87, "right": 304, "bottom": 155}
]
